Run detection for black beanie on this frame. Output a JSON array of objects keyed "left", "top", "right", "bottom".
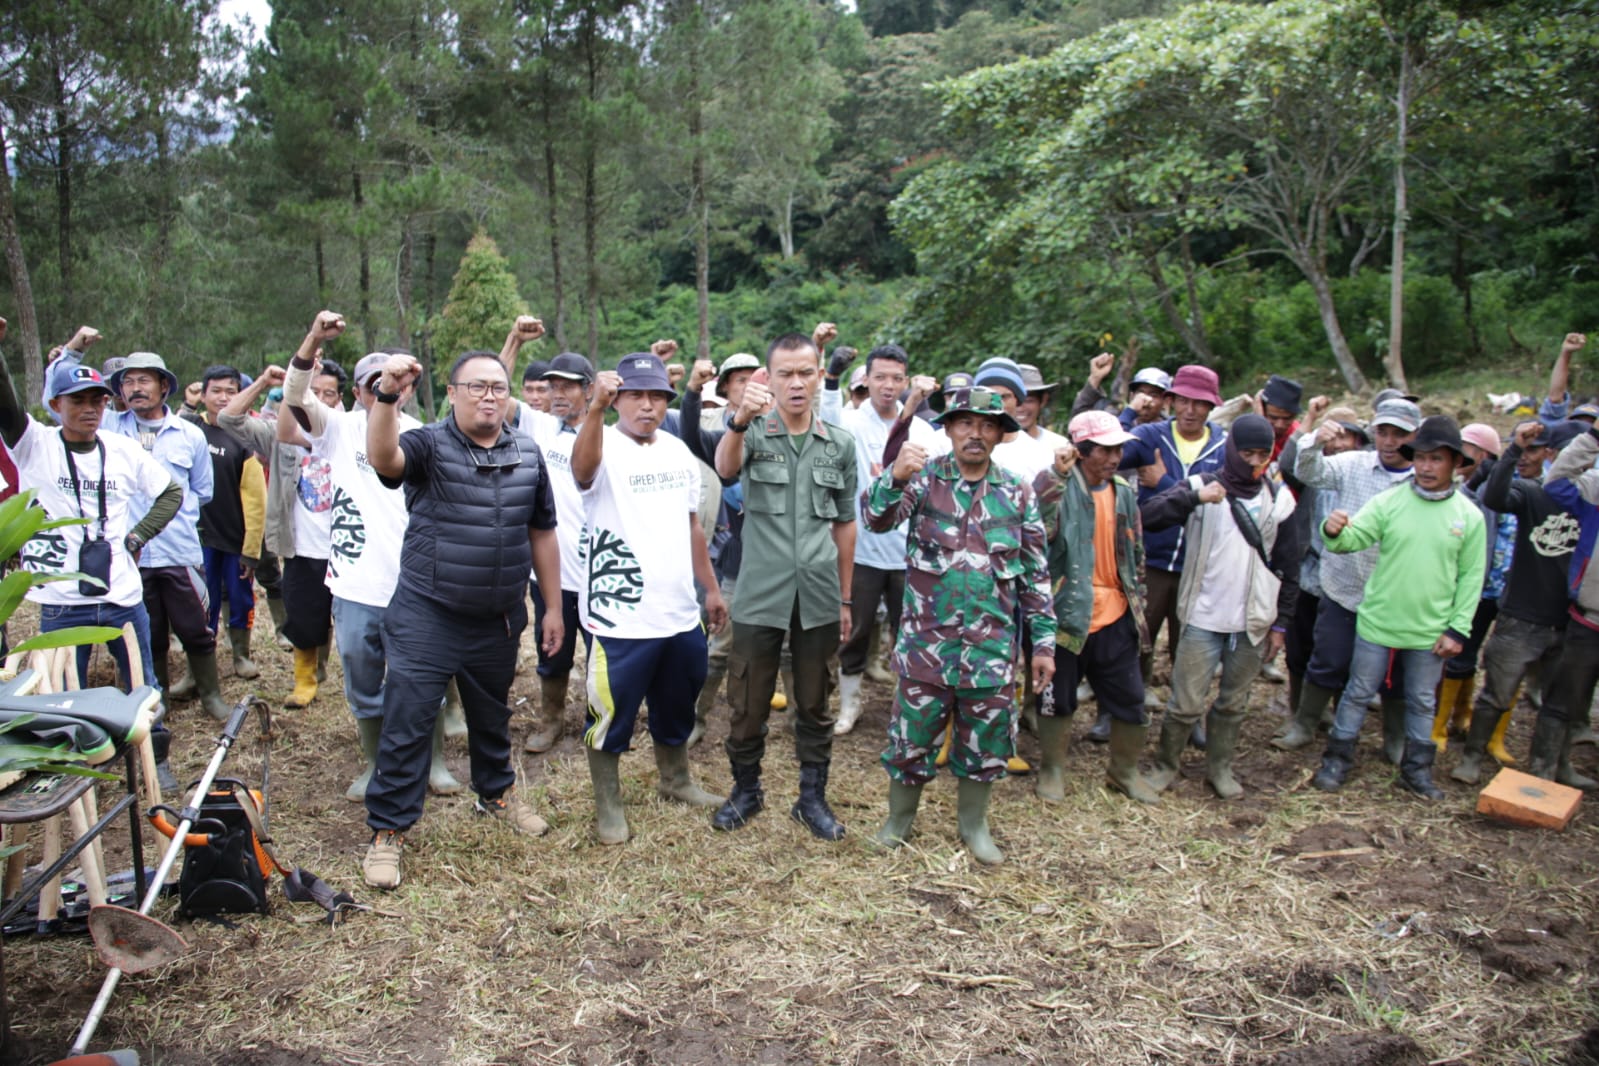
[{"left": 1230, "top": 413, "right": 1275, "bottom": 452}]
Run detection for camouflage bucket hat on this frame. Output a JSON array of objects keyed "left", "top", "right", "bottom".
[{"left": 930, "top": 386, "right": 1020, "bottom": 434}]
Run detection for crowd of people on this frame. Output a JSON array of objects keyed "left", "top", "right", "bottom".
[{"left": 3, "top": 313, "right": 1595, "bottom": 886}]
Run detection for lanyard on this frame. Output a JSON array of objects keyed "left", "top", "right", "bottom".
[{"left": 61, "top": 436, "right": 108, "bottom": 540}]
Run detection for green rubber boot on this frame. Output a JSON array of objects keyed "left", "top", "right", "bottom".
[
  {"left": 873, "top": 780, "right": 923, "bottom": 848},
  {"left": 1205, "top": 711, "right": 1245, "bottom": 800},
  {"left": 689, "top": 670, "right": 723, "bottom": 748},
  {"left": 227, "top": 626, "right": 260, "bottom": 680},
  {"left": 441, "top": 678, "right": 468, "bottom": 739},
  {"left": 586, "top": 748, "right": 630, "bottom": 845},
  {"left": 1450, "top": 699, "right": 1499, "bottom": 785},
  {"left": 267, "top": 596, "right": 292, "bottom": 650},
  {"left": 316, "top": 643, "right": 331, "bottom": 683},
  {"left": 1380, "top": 697, "right": 1406, "bottom": 765},
  {"left": 428, "top": 715, "right": 463, "bottom": 795},
  {"left": 1035, "top": 715, "right": 1070, "bottom": 803},
  {"left": 1273, "top": 680, "right": 1334, "bottom": 751},
  {"left": 654, "top": 743, "right": 722, "bottom": 807},
  {"left": 1146, "top": 714, "right": 1190, "bottom": 792},
  {"left": 955, "top": 777, "right": 1003, "bottom": 866},
  {"left": 186, "top": 650, "right": 232, "bottom": 722},
  {"left": 1106, "top": 718, "right": 1160, "bottom": 805},
  {"left": 346, "top": 716, "right": 382, "bottom": 802}
]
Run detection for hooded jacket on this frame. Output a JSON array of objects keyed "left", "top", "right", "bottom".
[{"left": 1117, "top": 419, "right": 1229, "bottom": 572}]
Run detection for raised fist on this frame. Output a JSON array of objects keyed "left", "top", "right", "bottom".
[
  {"left": 309, "top": 310, "right": 346, "bottom": 341},
  {"left": 1562, "top": 332, "right": 1587, "bottom": 357},
  {"left": 1323, "top": 509, "right": 1350, "bottom": 538},
  {"left": 738, "top": 368, "right": 773, "bottom": 422},
  {"left": 1513, "top": 420, "right": 1543, "bottom": 450},
  {"left": 380, "top": 353, "right": 423, "bottom": 394},
  {"left": 892, "top": 442, "right": 928, "bottom": 482},
  {"left": 515, "top": 315, "right": 545, "bottom": 342},
  {"left": 1196, "top": 480, "right": 1226, "bottom": 505},
  {"left": 1129, "top": 391, "right": 1159, "bottom": 416},
  {"left": 68, "top": 326, "right": 102, "bottom": 352},
  {"left": 906, "top": 374, "right": 938, "bottom": 410},
  {"left": 651, "top": 339, "right": 679, "bottom": 361},
  {"left": 1052, "top": 443, "right": 1078, "bottom": 476},
  {"left": 689, "top": 359, "right": 716, "bottom": 391},
  {"left": 667, "top": 363, "right": 686, "bottom": 388},
  {"left": 1305, "top": 395, "right": 1331, "bottom": 425},
  {"left": 1316, "top": 419, "right": 1343, "bottom": 446},
  {"left": 812, "top": 322, "right": 838, "bottom": 351},
  {"left": 1137, "top": 451, "right": 1167, "bottom": 489},
  {"left": 257, "top": 365, "right": 287, "bottom": 387},
  {"left": 592, "top": 370, "right": 621, "bottom": 411},
  {"left": 826, "top": 345, "right": 858, "bottom": 380},
  {"left": 1088, "top": 352, "right": 1115, "bottom": 387}
]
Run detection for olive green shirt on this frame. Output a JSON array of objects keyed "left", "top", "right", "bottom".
[{"left": 733, "top": 412, "right": 858, "bottom": 630}]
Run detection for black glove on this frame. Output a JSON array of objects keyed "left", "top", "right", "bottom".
[{"left": 826, "top": 345, "right": 858, "bottom": 380}]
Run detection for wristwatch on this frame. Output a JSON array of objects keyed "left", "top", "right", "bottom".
[
  {"left": 727, "top": 417, "right": 751, "bottom": 433},
  {"left": 373, "top": 384, "right": 401, "bottom": 404}
]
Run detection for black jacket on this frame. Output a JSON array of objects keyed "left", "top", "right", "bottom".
[{"left": 383, "top": 416, "right": 558, "bottom": 615}]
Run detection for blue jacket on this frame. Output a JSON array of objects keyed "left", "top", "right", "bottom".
[
  {"left": 1117, "top": 419, "right": 1229, "bottom": 573},
  {"left": 1545, "top": 428, "right": 1599, "bottom": 613}
]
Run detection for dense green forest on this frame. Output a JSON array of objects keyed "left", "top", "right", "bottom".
[{"left": 0, "top": 0, "right": 1594, "bottom": 413}]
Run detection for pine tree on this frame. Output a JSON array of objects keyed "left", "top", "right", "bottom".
[{"left": 429, "top": 231, "right": 529, "bottom": 389}]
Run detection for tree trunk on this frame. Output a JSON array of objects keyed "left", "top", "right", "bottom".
[
  {"left": 397, "top": 220, "right": 414, "bottom": 350},
  {"left": 541, "top": 27, "right": 567, "bottom": 351},
  {"left": 52, "top": 49, "right": 74, "bottom": 324},
  {"left": 146, "top": 113, "right": 174, "bottom": 334},
  {"left": 780, "top": 188, "right": 794, "bottom": 260},
  {"left": 689, "top": 17, "right": 710, "bottom": 361},
  {"left": 1452, "top": 232, "right": 1480, "bottom": 357},
  {"left": 354, "top": 170, "right": 374, "bottom": 353},
  {"left": 419, "top": 226, "right": 437, "bottom": 420},
  {"left": 314, "top": 234, "right": 327, "bottom": 305},
  {"left": 1305, "top": 265, "right": 1370, "bottom": 394},
  {"left": 581, "top": 7, "right": 600, "bottom": 361},
  {"left": 1384, "top": 40, "right": 1413, "bottom": 392},
  {"left": 0, "top": 118, "right": 44, "bottom": 402},
  {"left": 1142, "top": 250, "right": 1213, "bottom": 365}
]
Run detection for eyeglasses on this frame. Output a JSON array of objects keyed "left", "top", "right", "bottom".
[{"left": 452, "top": 380, "right": 510, "bottom": 399}]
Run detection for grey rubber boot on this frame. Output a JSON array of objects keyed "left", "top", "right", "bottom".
[
  {"left": 267, "top": 596, "right": 293, "bottom": 650},
  {"left": 428, "top": 715, "right": 463, "bottom": 795},
  {"left": 316, "top": 643, "right": 330, "bottom": 683},
  {"left": 1205, "top": 711, "right": 1245, "bottom": 800},
  {"left": 523, "top": 676, "right": 568, "bottom": 753},
  {"left": 956, "top": 777, "right": 1003, "bottom": 865},
  {"left": 186, "top": 649, "right": 232, "bottom": 723},
  {"left": 1450, "top": 699, "right": 1499, "bottom": 785},
  {"left": 1035, "top": 715, "right": 1069, "bottom": 802},
  {"left": 441, "top": 678, "right": 468, "bottom": 739},
  {"left": 1380, "top": 697, "right": 1406, "bottom": 765},
  {"left": 1146, "top": 714, "right": 1190, "bottom": 792},
  {"left": 167, "top": 658, "right": 198, "bottom": 699},
  {"left": 227, "top": 626, "right": 260, "bottom": 680},
  {"left": 689, "top": 671, "right": 723, "bottom": 748},
  {"left": 873, "top": 780, "right": 923, "bottom": 848},
  {"left": 346, "top": 716, "right": 382, "bottom": 802},
  {"left": 586, "top": 748, "right": 630, "bottom": 844},
  {"left": 1106, "top": 718, "right": 1160, "bottom": 804},
  {"left": 1273, "top": 680, "right": 1334, "bottom": 751},
  {"left": 655, "top": 743, "right": 722, "bottom": 807}
]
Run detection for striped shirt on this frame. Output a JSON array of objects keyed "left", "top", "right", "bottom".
[{"left": 1292, "top": 432, "right": 1415, "bottom": 612}]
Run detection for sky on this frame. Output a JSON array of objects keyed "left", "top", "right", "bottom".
[{"left": 218, "top": 0, "right": 272, "bottom": 45}]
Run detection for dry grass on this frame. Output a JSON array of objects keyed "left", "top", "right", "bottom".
[{"left": 3, "top": 605, "right": 1598, "bottom": 1066}]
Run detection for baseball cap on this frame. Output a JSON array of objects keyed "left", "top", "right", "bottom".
[
  {"left": 1371, "top": 398, "right": 1422, "bottom": 433},
  {"left": 1528, "top": 419, "right": 1586, "bottom": 450},
  {"left": 848, "top": 366, "right": 868, "bottom": 391},
  {"left": 100, "top": 355, "right": 127, "bottom": 381},
  {"left": 354, "top": 353, "right": 390, "bottom": 388},
  {"left": 930, "top": 386, "right": 1020, "bottom": 433},
  {"left": 1373, "top": 387, "right": 1422, "bottom": 407},
  {"left": 1572, "top": 402, "right": 1599, "bottom": 423},
  {"left": 1130, "top": 367, "right": 1172, "bottom": 393},
  {"left": 1068, "top": 409, "right": 1135, "bottom": 447},
  {"left": 1168, "top": 365, "right": 1221, "bottom": 407},
  {"left": 49, "top": 360, "right": 111, "bottom": 399},
  {"left": 1459, "top": 423, "right": 1502, "bottom": 458},
  {"left": 929, "top": 371, "right": 976, "bottom": 413},
  {"left": 700, "top": 380, "right": 726, "bottom": 407},
  {"left": 615, "top": 353, "right": 675, "bottom": 396},
  {"left": 543, "top": 352, "right": 596, "bottom": 383}
]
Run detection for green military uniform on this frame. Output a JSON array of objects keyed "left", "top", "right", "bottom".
[{"left": 726, "top": 412, "right": 858, "bottom": 768}]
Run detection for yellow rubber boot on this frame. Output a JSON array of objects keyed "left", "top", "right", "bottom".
[
  {"left": 770, "top": 670, "right": 790, "bottom": 711},
  {"left": 1006, "top": 753, "right": 1032, "bottom": 774},
  {"left": 1432, "top": 677, "right": 1461, "bottom": 753},
  {"left": 285, "top": 646, "right": 319, "bottom": 708},
  {"left": 1450, "top": 675, "right": 1476, "bottom": 735},
  {"left": 934, "top": 720, "right": 953, "bottom": 767},
  {"left": 1487, "top": 710, "right": 1516, "bottom": 766}
]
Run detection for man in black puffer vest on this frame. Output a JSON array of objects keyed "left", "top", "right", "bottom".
[{"left": 360, "top": 349, "right": 565, "bottom": 889}]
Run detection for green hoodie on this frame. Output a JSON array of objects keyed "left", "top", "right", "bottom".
[{"left": 1324, "top": 482, "right": 1486, "bottom": 650}]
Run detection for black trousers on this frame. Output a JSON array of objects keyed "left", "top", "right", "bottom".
[
  {"left": 1285, "top": 590, "right": 1319, "bottom": 678},
  {"left": 839, "top": 563, "right": 903, "bottom": 676},
  {"left": 366, "top": 585, "right": 525, "bottom": 833},
  {"left": 1304, "top": 595, "right": 1402, "bottom": 696},
  {"left": 142, "top": 564, "right": 216, "bottom": 664},
  {"left": 281, "top": 554, "right": 333, "bottom": 651},
  {"left": 1042, "top": 610, "right": 1146, "bottom": 725},
  {"left": 726, "top": 602, "right": 840, "bottom": 767},
  {"left": 1555, "top": 617, "right": 1599, "bottom": 725}
]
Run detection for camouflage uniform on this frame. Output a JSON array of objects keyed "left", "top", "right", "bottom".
[{"left": 864, "top": 449, "right": 1056, "bottom": 785}]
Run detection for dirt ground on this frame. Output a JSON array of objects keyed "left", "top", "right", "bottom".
[{"left": 2, "top": 611, "right": 1597, "bottom": 1066}]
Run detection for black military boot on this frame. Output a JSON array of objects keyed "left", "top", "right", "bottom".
[
  {"left": 712, "top": 761, "right": 764, "bottom": 831},
  {"left": 791, "top": 761, "right": 845, "bottom": 840},
  {"left": 1311, "top": 736, "right": 1356, "bottom": 793},
  {"left": 1398, "top": 738, "right": 1445, "bottom": 800}
]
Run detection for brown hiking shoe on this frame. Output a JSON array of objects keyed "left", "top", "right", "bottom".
[
  {"left": 362, "top": 831, "right": 405, "bottom": 889},
  {"left": 474, "top": 789, "right": 550, "bottom": 836}
]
